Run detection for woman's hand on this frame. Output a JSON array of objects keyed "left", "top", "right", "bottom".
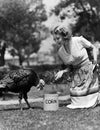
[
  {"left": 55, "top": 70, "right": 64, "bottom": 80},
  {"left": 55, "top": 69, "right": 68, "bottom": 80}
]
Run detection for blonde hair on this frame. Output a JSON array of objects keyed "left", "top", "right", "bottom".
[{"left": 51, "top": 23, "right": 72, "bottom": 40}]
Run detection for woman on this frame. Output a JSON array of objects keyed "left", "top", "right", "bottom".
[{"left": 52, "top": 25, "right": 99, "bottom": 109}]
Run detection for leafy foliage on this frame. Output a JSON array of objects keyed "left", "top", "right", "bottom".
[
  {"left": 52, "top": 0, "right": 100, "bottom": 41},
  {"left": 0, "top": 0, "right": 47, "bottom": 65}
]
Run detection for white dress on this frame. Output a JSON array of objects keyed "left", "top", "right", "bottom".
[{"left": 58, "top": 36, "right": 99, "bottom": 109}]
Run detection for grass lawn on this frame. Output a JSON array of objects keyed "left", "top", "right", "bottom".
[{"left": 0, "top": 84, "right": 100, "bottom": 130}]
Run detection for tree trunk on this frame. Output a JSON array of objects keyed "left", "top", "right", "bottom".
[
  {"left": 0, "top": 41, "right": 6, "bottom": 66},
  {"left": 18, "top": 53, "right": 24, "bottom": 66},
  {"left": 26, "top": 55, "right": 30, "bottom": 67}
]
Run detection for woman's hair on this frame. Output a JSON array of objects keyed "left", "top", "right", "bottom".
[
  {"left": 51, "top": 25, "right": 72, "bottom": 40},
  {"left": 51, "top": 26, "right": 59, "bottom": 35}
]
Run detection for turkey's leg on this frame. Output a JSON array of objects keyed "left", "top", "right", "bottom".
[
  {"left": 23, "top": 93, "right": 31, "bottom": 108},
  {"left": 19, "top": 93, "right": 23, "bottom": 110}
]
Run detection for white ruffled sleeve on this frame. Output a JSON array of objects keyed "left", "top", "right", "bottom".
[{"left": 80, "top": 36, "right": 92, "bottom": 48}]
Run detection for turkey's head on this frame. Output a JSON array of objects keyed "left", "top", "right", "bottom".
[{"left": 37, "top": 79, "right": 45, "bottom": 90}]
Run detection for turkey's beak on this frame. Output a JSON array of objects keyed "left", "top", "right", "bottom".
[{"left": 37, "top": 79, "right": 45, "bottom": 90}]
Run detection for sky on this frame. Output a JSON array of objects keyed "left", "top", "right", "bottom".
[
  {"left": 43, "top": 0, "right": 60, "bottom": 13},
  {"left": 38, "top": 0, "right": 60, "bottom": 53}
]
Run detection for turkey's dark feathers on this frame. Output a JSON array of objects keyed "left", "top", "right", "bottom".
[{"left": 0, "top": 68, "right": 39, "bottom": 92}]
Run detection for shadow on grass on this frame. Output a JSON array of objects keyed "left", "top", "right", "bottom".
[
  {"left": 0, "top": 105, "right": 43, "bottom": 111},
  {"left": 0, "top": 101, "right": 70, "bottom": 111},
  {"left": 0, "top": 92, "right": 18, "bottom": 101},
  {"left": 59, "top": 99, "right": 71, "bottom": 107}
]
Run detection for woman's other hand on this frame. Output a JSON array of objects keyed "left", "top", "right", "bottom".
[{"left": 93, "top": 60, "right": 97, "bottom": 65}]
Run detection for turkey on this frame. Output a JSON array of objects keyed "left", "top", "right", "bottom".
[{"left": 0, "top": 68, "right": 45, "bottom": 110}]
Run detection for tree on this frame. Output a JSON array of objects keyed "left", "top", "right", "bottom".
[
  {"left": 0, "top": 40, "right": 6, "bottom": 66},
  {"left": 0, "top": 0, "right": 47, "bottom": 66},
  {"left": 52, "top": 0, "right": 100, "bottom": 41}
]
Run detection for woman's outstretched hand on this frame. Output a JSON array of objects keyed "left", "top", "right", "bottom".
[
  {"left": 55, "top": 70, "right": 64, "bottom": 80},
  {"left": 55, "top": 69, "right": 69, "bottom": 81}
]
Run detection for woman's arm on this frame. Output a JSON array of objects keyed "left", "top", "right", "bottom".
[
  {"left": 90, "top": 44, "right": 98, "bottom": 64},
  {"left": 80, "top": 36, "right": 98, "bottom": 64}
]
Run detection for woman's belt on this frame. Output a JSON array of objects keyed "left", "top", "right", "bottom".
[{"left": 72, "top": 58, "right": 90, "bottom": 69}]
